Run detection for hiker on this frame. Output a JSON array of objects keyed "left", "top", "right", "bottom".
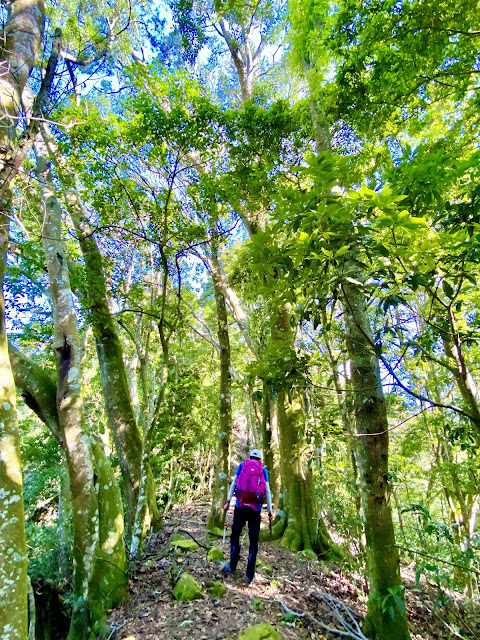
[{"left": 222, "top": 448, "right": 273, "bottom": 584}]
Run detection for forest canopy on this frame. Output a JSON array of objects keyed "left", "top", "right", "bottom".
[{"left": 0, "top": 0, "right": 479, "bottom": 639}]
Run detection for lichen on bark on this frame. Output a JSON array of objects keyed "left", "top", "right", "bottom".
[
  {"left": 34, "top": 133, "right": 127, "bottom": 640},
  {"left": 0, "top": 2, "right": 46, "bottom": 637}
]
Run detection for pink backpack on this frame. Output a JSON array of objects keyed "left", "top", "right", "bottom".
[{"left": 235, "top": 459, "right": 266, "bottom": 507}]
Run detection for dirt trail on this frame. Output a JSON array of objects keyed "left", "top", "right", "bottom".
[{"left": 107, "top": 502, "right": 469, "bottom": 639}]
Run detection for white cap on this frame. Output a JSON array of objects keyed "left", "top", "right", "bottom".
[{"left": 249, "top": 448, "right": 262, "bottom": 459}]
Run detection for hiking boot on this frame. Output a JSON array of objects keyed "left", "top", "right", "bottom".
[
  {"left": 222, "top": 563, "right": 234, "bottom": 575},
  {"left": 246, "top": 551, "right": 256, "bottom": 585}
]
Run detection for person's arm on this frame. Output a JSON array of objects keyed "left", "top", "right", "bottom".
[
  {"left": 265, "top": 482, "right": 273, "bottom": 515},
  {"left": 224, "top": 464, "right": 242, "bottom": 510},
  {"left": 263, "top": 467, "right": 273, "bottom": 517},
  {"left": 226, "top": 476, "right": 237, "bottom": 502}
]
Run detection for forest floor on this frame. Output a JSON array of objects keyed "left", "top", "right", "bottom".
[{"left": 108, "top": 502, "right": 479, "bottom": 640}]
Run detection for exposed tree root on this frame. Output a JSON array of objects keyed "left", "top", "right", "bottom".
[{"left": 272, "top": 590, "right": 368, "bottom": 640}]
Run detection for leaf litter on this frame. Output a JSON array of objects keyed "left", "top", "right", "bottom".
[{"left": 108, "top": 502, "right": 480, "bottom": 639}]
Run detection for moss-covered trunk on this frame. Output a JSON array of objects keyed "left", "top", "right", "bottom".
[
  {"left": 0, "top": 3, "right": 45, "bottom": 637},
  {"left": 89, "top": 440, "right": 127, "bottom": 620},
  {"left": 35, "top": 136, "right": 127, "bottom": 639},
  {"left": 261, "top": 383, "right": 280, "bottom": 504},
  {"left": 65, "top": 188, "right": 160, "bottom": 535},
  {"left": 272, "top": 306, "right": 334, "bottom": 555},
  {"left": 207, "top": 237, "right": 233, "bottom": 532},
  {"left": 342, "top": 271, "right": 410, "bottom": 640},
  {"left": 10, "top": 346, "right": 128, "bottom": 636}
]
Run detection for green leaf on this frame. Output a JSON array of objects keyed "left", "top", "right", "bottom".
[
  {"left": 346, "top": 189, "right": 361, "bottom": 200},
  {"left": 298, "top": 231, "right": 309, "bottom": 244},
  {"left": 401, "top": 216, "right": 428, "bottom": 229},
  {"left": 442, "top": 280, "right": 454, "bottom": 298},
  {"left": 334, "top": 245, "right": 350, "bottom": 258},
  {"left": 359, "top": 184, "right": 375, "bottom": 198},
  {"left": 345, "top": 276, "right": 364, "bottom": 286}
]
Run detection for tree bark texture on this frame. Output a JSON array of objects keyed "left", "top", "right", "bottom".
[
  {"left": 305, "top": 44, "right": 410, "bottom": 633},
  {"left": 66, "top": 189, "right": 160, "bottom": 535},
  {"left": 9, "top": 345, "right": 128, "bottom": 628},
  {"left": 207, "top": 237, "right": 233, "bottom": 532},
  {"left": 272, "top": 306, "right": 333, "bottom": 555},
  {"left": 0, "top": 3, "right": 45, "bottom": 638},
  {"left": 0, "top": 238, "right": 29, "bottom": 639},
  {"left": 342, "top": 272, "right": 410, "bottom": 640},
  {"left": 261, "top": 382, "right": 280, "bottom": 504},
  {"left": 35, "top": 136, "right": 127, "bottom": 639},
  {"left": 208, "top": 253, "right": 257, "bottom": 356}
]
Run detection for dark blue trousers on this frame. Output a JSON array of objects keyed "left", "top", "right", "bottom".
[{"left": 229, "top": 506, "right": 261, "bottom": 581}]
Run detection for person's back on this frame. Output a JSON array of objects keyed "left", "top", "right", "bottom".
[{"left": 222, "top": 449, "right": 273, "bottom": 584}]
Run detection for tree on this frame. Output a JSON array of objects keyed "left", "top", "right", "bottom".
[
  {"left": 0, "top": 3, "right": 45, "bottom": 638},
  {"left": 34, "top": 131, "right": 127, "bottom": 638}
]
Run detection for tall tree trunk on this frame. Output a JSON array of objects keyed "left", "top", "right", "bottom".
[
  {"left": 304, "top": 44, "right": 410, "bottom": 632},
  {"left": 272, "top": 306, "right": 334, "bottom": 554},
  {"left": 64, "top": 184, "right": 160, "bottom": 535},
  {"left": 207, "top": 235, "right": 233, "bottom": 532},
  {"left": 341, "top": 272, "right": 410, "bottom": 639},
  {"left": 130, "top": 354, "right": 168, "bottom": 558},
  {"left": 35, "top": 135, "right": 126, "bottom": 639},
  {"left": 0, "top": 3, "right": 45, "bottom": 638},
  {"left": 10, "top": 345, "right": 129, "bottom": 635},
  {"left": 205, "top": 253, "right": 257, "bottom": 356},
  {"left": 261, "top": 382, "right": 280, "bottom": 503},
  {"left": 0, "top": 238, "right": 28, "bottom": 639},
  {"left": 130, "top": 240, "right": 173, "bottom": 559},
  {"left": 321, "top": 310, "right": 364, "bottom": 544}
]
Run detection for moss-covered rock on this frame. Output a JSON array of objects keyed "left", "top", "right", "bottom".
[
  {"left": 170, "top": 538, "right": 199, "bottom": 552},
  {"left": 238, "top": 623, "right": 280, "bottom": 640},
  {"left": 251, "top": 597, "right": 265, "bottom": 611},
  {"left": 208, "top": 581, "right": 226, "bottom": 598},
  {"left": 207, "top": 547, "right": 225, "bottom": 562},
  {"left": 172, "top": 573, "right": 204, "bottom": 601}
]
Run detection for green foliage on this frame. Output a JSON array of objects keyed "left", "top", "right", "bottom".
[
  {"left": 296, "top": 549, "right": 317, "bottom": 563},
  {"left": 251, "top": 596, "right": 265, "bottom": 611},
  {"left": 376, "top": 585, "right": 407, "bottom": 620},
  {"left": 323, "top": 0, "right": 480, "bottom": 136},
  {"left": 19, "top": 417, "right": 66, "bottom": 582}
]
